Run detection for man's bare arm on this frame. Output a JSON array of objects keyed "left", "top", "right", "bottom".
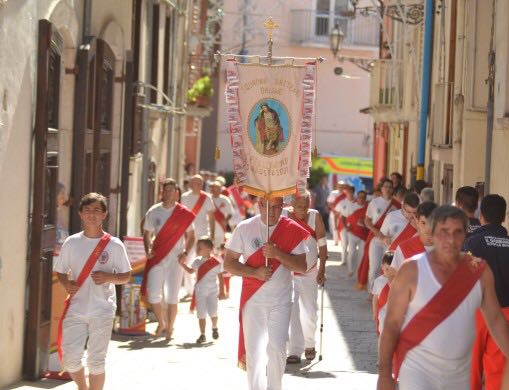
[
  {"left": 365, "top": 216, "right": 378, "bottom": 235},
  {"left": 224, "top": 249, "right": 272, "bottom": 281},
  {"left": 315, "top": 213, "right": 328, "bottom": 284},
  {"left": 377, "top": 261, "right": 416, "bottom": 389},
  {"left": 143, "top": 230, "right": 153, "bottom": 257},
  {"left": 480, "top": 267, "right": 509, "bottom": 357},
  {"left": 208, "top": 211, "right": 215, "bottom": 238},
  {"left": 184, "top": 230, "right": 195, "bottom": 254}
]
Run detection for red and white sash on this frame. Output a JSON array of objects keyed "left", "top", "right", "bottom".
[
  {"left": 399, "top": 235, "right": 425, "bottom": 260},
  {"left": 287, "top": 211, "right": 318, "bottom": 275},
  {"left": 228, "top": 185, "right": 246, "bottom": 217},
  {"left": 141, "top": 204, "right": 195, "bottom": 297},
  {"left": 213, "top": 202, "right": 228, "bottom": 234},
  {"left": 190, "top": 256, "right": 221, "bottom": 311},
  {"left": 57, "top": 233, "right": 112, "bottom": 362},
  {"left": 392, "top": 256, "right": 486, "bottom": 378},
  {"left": 357, "top": 199, "right": 401, "bottom": 287},
  {"left": 238, "top": 217, "right": 309, "bottom": 369},
  {"left": 334, "top": 193, "right": 346, "bottom": 232},
  {"left": 346, "top": 205, "right": 369, "bottom": 241},
  {"left": 192, "top": 191, "right": 208, "bottom": 216},
  {"left": 388, "top": 222, "right": 417, "bottom": 251},
  {"left": 376, "top": 283, "right": 390, "bottom": 336}
]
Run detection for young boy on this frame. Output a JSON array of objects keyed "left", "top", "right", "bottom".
[
  {"left": 55, "top": 193, "right": 131, "bottom": 390},
  {"left": 179, "top": 237, "right": 225, "bottom": 343},
  {"left": 372, "top": 251, "right": 395, "bottom": 336}
]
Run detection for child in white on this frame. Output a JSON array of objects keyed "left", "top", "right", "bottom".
[
  {"left": 372, "top": 251, "right": 395, "bottom": 335},
  {"left": 180, "top": 237, "right": 225, "bottom": 343},
  {"left": 55, "top": 193, "right": 131, "bottom": 390}
]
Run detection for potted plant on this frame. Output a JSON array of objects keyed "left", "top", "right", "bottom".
[{"left": 186, "top": 75, "right": 213, "bottom": 107}]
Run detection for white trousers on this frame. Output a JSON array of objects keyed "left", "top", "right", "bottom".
[
  {"left": 329, "top": 213, "right": 338, "bottom": 243},
  {"left": 147, "top": 258, "right": 184, "bottom": 304},
  {"left": 62, "top": 316, "right": 113, "bottom": 375},
  {"left": 183, "top": 248, "right": 197, "bottom": 295},
  {"left": 196, "top": 289, "right": 218, "bottom": 319},
  {"left": 288, "top": 274, "right": 318, "bottom": 356},
  {"left": 368, "top": 239, "right": 386, "bottom": 292},
  {"left": 346, "top": 232, "right": 365, "bottom": 274},
  {"left": 398, "top": 349, "right": 470, "bottom": 390},
  {"left": 243, "top": 300, "right": 291, "bottom": 390},
  {"left": 340, "top": 229, "right": 349, "bottom": 260}
]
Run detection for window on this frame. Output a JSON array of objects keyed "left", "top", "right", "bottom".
[{"left": 315, "top": 0, "right": 349, "bottom": 36}]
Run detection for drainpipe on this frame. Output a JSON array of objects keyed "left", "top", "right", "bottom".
[
  {"left": 82, "top": 0, "right": 91, "bottom": 41},
  {"left": 416, "top": 0, "right": 433, "bottom": 180}
]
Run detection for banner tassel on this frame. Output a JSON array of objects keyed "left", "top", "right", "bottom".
[{"left": 215, "top": 147, "right": 221, "bottom": 160}]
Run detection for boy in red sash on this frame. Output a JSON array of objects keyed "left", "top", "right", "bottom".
[
  {"left": 391, "top": 201, "right": 437, "bottom": 271},
  {"left": 377, "top": 206, "right": 509, "bottom": 390},
  {"left": 464, "top": 195, "right": 509, "bottom": 390},
  {"left": 283, "top": 192, "right": 327, "bottom": 363},
  {"left": 224, "top": 197, "right": 309, "bottom": 390},
  {"left": 358, "top": 179, "right": 400, "bottom": 291},
  {"left": 181, "top": 174, "right": 215, "bottom": 298},
  {"left": 209, "top": 181, "right": 234, "bottom": 248},
  {"left": 55, "top": 193, "right": 131, "bottom": 390},
  {"left": 179, "top": 237, "right": 226, "bottom": 343},
  {"left": 372, "top": 251, "right": 395, "bottom": 336},
  {"left": 143, "top": 179, "right": 195, "bottom": 339}
]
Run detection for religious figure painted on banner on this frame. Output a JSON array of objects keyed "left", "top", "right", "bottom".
[{"left": 249, "top": 99, "right": 290, "bottom": 156}]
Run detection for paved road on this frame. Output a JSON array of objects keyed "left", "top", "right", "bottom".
[{"left": 6, "top": 242, "right": 379, "bottom": 390}]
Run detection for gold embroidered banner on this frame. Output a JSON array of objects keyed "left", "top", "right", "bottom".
[{"left": 225, "top": 59, "right": 316, "bottom": 199}]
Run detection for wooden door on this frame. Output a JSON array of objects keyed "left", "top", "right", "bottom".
[
  {"left": 24, "top": 19, "right": 63, "bottom": 379},
  {"left": 71, "top": 39, "right": 115, "bottom": 233}
]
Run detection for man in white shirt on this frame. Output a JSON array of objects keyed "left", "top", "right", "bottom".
[
  {"left": 209, "top": 180, "right": 234, "bottom": 248},
  {"left": 327, "top": 181, "right": 347, "bottom": 248},
  {"left": 181, "top": 175, "right": 215, "bottom": 297},
  {"left": 55, "top": 193, "right": 131, "bottom": 390},
  {"left": 225, "top": 197, "right": 309, "bottom": 390},
  {"left": 379, "top": 193, "right": 420, "bottom": 249}
]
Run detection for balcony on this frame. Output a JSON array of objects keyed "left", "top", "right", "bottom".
[
  {"left": 369, "top": 60, "right": 403, "bottom": 111},
  {"left": 290, "top": 10, "right": 379, "bottom": 48}
]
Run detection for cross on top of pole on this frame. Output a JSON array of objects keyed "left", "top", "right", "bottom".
[{"left": 264, "top": 17, "right": 279, "bottom": 41}]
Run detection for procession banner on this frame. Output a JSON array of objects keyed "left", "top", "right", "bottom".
[{"left": 225, "top": 59, "right": 317, "bottom": 198}]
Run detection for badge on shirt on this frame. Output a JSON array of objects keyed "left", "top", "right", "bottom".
[
  {"left": 252, "top": 237, "right": 262, "bottom": 250},
  {"left": 155, "top": 218, "right": 161, "bottom": 227},
  {"left": 99, "top": 251, "right": 109, "bottom": 264}
]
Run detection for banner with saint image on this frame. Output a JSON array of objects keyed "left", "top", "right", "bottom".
[{"left": 225, "top": 59, "right": 317, "bottom": 198}]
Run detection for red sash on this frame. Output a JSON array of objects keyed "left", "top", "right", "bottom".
[
  {"left": 357, "top": 199, "right": 401, "bottom": 287},
  {"left": 376, "top": 283, "right": 390, "bottom": 335},
  {"left": 388, "top": 223, "right": 417, "bottom": 251},
  {"left": 393, "top": 256, "right": 486, "bottom": 378},
  {"left": 192, "top": 191, "right": 208, "bottom": 215},
  {"left": 287, "top": 211, "right": 318, "bottom": 275},
  {"left": 399, "top": 235, "right": 425, "bottom": 260},
  {"left": 346, "top": 205, "right": 369, "bottom": 241},
  {"left": 214, "top": 202, "right": 228, "bottom": 233},
  {"left": 57, "top": 233, "right": 112, "bottom": 362},
  {"left": 228, "top": 185, "right": 246, "bottom": 217},
  {"left": 141, "top": 203, "right": 195, "bottom": 297},
  {"left": 238, "top": 217, "right": 309, "bottom": 369},
  {"left": 333, "top": 193, "right": 346, "bottom": 232},
  {"left": 190, "top": 256, "right": 221, "bottom": 311}
]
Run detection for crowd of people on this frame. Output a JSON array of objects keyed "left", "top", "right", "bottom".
[{"left": 53, "top": 170, "right": 509, "bottom": 390}]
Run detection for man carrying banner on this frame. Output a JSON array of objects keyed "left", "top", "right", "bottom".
[
  {"left": 142, "top": 179, "right": 195, "bottom": 339},
  {"left": 391, "top": 201, "right": 437, "bottom": 271},
  {"left": 209, "top": 180, "right": 234, "bottom": 248},
  {"left": 224, "top": 197, "right": 309, "bottom": 390},
  {"left": 377, "top": 206, "right": 509, "bottom": 390},
  {"left": 181, "top": 174, "right": 215, "bottom": 298},
  {"left": 464, "top": 194, "right": 509, "bottom": 390},
  {"left": 344, "top": 189, "right": 369, "bottom": 277},
  {"left": 55, "top": 193, "right": 131, "bottom": 390},
  {"left": 380, "top": 193, "right": 420, "bottom": 252},
  {"left": 283, "top": 191, "right": 327, "bottom": 363},
  {"left": 327, "top": 181, "right": 347, "bottom": 250},
  {"left": 357, "top": 179, "right": 400, "bottom": 291}
]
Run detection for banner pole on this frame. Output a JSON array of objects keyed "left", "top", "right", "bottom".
[{"left": 265, "top": 197, "right": 269, "bottom": 267}]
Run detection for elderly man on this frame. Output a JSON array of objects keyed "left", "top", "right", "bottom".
[
  {"left": 225, "top": 197, "right": 309, "bottom": 390},
  {"left": 378, "top": 206, "right": 509, "bottom": 390},
  {"left": 283, "top": 192, "right": 327, "bottom": 363}
]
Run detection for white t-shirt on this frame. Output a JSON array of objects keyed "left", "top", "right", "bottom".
[
  {"left": 212, "top": 195, "right": 234, "bottom": 236},
  {"left": 282, "top": 208, "right": 319, "bottom": 271},
  {"left": 335, "top": 198, "right": 359, "bottom": 218},
  {"left": 226, "top": 215, "right": 308, "bottom": 304},
  {"left": 367, "top": 197, "right": 397, "bottom": 244},
  {"left": 327, "top": 189, "right": 341, "bottom": 204},
  {"left": 192, "top": 257, "right": 223, "bottom": 295},
  {"left": 143, "top": 203, "right": 194, "bottom": 263},
  {"left": 380, "top": 209, "right": 409, "bottom": 241},
  {"left": 54, "top": 232, "right": 131, "bottom": 318},
  {"left": 373, "top": 274, "right": 389, "bottom": 333},
  {"left": 181, "top": 191, "right": 215, "bottom": 237}
]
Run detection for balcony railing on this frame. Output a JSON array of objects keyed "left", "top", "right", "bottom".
[
  {"left": 370, "top": 60, "right": 403, "bottom": 110},
  {"left": 290, "top": 10, "right": 379, "bottom": 47}
]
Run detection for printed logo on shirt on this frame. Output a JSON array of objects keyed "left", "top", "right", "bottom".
[
  {"left": 484, "top": 236, "right": 509, "bottom": 248},
  {"left": 99, "top": 250, "right": 109, "bottom": 264},
  {"left": 252, "top": 237, "right": 262, "bottom": 250},
  {"left": 155, "top": 218, "right": 161, "bottom": 227},
  {"left": 377, "top": 208, "right": 381, "bottom": 214}
]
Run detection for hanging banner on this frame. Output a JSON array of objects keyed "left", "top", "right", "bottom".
[
  {"left": 225, "top": 59, "right": 316, "bottom": 198},
  {"left": 312, "top": 156, "right": 373, "bottom": 178}
]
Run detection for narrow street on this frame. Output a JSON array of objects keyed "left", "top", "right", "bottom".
[{"left": 6, "top": 242, "right": 378, "bottom": 390}]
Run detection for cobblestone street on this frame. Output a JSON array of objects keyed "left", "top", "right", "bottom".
[{"left": 6, "top": 242, "right": 378, "bottom": 390}]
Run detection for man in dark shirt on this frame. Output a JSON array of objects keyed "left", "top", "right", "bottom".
[
  {"left": 455, "top": 186, "right": 481, "bottom": 237},
  {"left": 464, "top": 194, "right": 509, "bottom": 390}
]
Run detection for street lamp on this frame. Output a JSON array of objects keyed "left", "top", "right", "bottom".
[{"left": 329, "top": 23, "right": 344, "bottom": 58}]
